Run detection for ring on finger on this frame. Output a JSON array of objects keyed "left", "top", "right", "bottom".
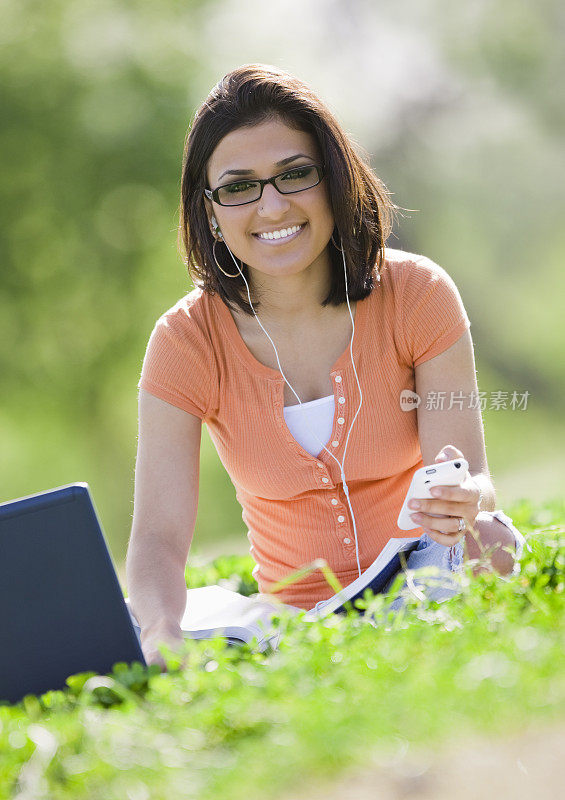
[{"left": 456, "top": 517, "right": 466, "bottom": 532}]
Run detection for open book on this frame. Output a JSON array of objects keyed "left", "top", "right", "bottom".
[
  {"left": 303, "top": 535, "right": 420, "bottom": 618},
  {"left": 125, "top": 536, "right": 420, "bottom": 653},
  {"left": 125, "top": 586, "right": 297, "bottom": 653}
]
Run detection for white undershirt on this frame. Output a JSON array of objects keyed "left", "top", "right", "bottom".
[{"left": 283, "top": 395, "right": 335, "bottom": 458}]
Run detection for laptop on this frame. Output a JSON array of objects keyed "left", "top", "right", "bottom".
[{"left": 0, "top": 483, "right": 146, "bottom": 706}]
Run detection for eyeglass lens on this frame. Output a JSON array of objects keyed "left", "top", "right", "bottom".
[{"left": 217, "top": 165, "right": 320, "bottom": 206}]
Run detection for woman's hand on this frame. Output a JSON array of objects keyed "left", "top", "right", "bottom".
[
  {"left": 140, "top": 620, "right": 187, "bottom": 673},
  {"left": 408, "top": 444, "right": 481, "bottom": 546}
]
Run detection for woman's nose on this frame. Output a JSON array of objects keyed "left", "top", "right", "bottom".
[{"left": 257, "top": 182, "right": 291, "bottom": 216}]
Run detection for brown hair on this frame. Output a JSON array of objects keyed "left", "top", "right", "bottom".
[{"left": 179, "top": 63, "right": 400, "bottom": 315}]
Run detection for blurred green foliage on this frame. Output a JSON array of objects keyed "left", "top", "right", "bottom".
[{"left": 0, "top": 0, "right": 563, "bottom": 578}]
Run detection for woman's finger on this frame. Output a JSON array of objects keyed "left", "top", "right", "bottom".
[
  {"left": 425, "top": 528, "right": 466, "bottom": 546},
  {"left": 412, "top": 512, "right": 465, "bottom": 534},
  {"left": 410, "top": 498, "right": 475, "bottom": 517},
  {"left": 430, "top": 484, "right": 478, "bottom": 503}
]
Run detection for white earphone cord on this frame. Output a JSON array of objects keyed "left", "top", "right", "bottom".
[{"left": 223, "top": 237, "right": 364, "bottom": 579}]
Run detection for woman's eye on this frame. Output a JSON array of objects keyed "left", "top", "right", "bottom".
[
  {"left": 225, "top": 182, "right": 254, "bottom": 193},
  {"left": 282, "top": 167, "right": 312, "bottom": 180}
]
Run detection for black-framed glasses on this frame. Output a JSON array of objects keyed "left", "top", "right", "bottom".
[{"left": 204, "top": 163, "right": 325, "bottom": 207}]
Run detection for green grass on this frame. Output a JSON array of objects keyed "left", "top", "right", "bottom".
[{"left": 1, "top": 500, "right": 564, "bottom": 800}]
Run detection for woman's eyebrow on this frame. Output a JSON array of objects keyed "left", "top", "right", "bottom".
[{"left": 217, "top": 153, "right": 312, "bottom": 182}]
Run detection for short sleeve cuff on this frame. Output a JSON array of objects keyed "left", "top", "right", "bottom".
[
  {"left": 138, "top": 378, "right": 206, "bottom": 419},
  {"left": 413, "top": 318, "right": 471, "bottom": 367}
]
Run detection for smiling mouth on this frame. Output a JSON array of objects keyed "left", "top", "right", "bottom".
[{"left": 252, "top": 223, "right": 307, "bottom": 244}]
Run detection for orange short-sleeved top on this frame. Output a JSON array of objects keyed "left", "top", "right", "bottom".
[{"left": 138, "top": 248, "right": 471, "bottom": 609}]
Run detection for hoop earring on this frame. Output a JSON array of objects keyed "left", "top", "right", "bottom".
[
  {"left": 213, "top": 238, "right": 240, "bottom": 278},
  {"left": 331, "top": 232, "right": 344, "bottom": 251}
]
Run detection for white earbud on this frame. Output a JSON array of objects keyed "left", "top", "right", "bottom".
[{"left": 211, "top": 216, "right": 223, "bottom": 239}]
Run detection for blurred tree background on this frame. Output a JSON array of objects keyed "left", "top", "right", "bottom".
[{"left": 1, "top": 0, "right": 563, "bottom": 587}]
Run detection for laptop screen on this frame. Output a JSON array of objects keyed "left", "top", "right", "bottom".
[{"left": 0, "top": 483, "right": 146, "bottom": 705}]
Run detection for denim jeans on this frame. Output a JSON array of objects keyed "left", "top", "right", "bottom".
[{"left": 388, "top": 509, "right": 528, "bottom": 609}]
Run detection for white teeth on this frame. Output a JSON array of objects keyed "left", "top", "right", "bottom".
[{"left": 257, "top": 224, "right": 303, "bottom": 240}]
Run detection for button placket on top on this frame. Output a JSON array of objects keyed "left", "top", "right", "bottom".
[
  {"left": 330, "top": 372, "right": 355, "bottom": 551},
  {"left": 314, "top": 370, "right": 345, "bottom": 477},
  {"left": 272, "top": 371, "right": 355, "bottom": 550},
  {"left": 333, "top": 372, "right": 344, "bottom": 440}
]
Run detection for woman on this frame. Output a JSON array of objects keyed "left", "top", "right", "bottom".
[{"left": 126, "top": 64, "right": 526, "bottom": 670}]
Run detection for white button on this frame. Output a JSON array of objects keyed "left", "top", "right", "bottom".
[
  {"left": 338, "top": 397, "right": 345, "bottom": 404},
  {"left": 322, "top": 477, "right": 329, "bottom": 483},
  {"left": 343, "top": 537, "right": 351, "bottom": 544},
  {"left": 332, "top": 440, "right": 339, "bottom": 447},
  {"left": 316, "top": 462, "right": 324, "bottom": 468},
  {"left": 331, "top": 499, "right": 338, "bottom": 505},
  {"left": 334, "top": 375, "right": 342, "bottom": 383},
  {"left": 337, "top": 417, "right": 345, "bottom": 425},
  {"left": 337, "top": 515, "right": 345, "bottom": 522}
]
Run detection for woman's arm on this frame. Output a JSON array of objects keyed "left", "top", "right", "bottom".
[
  {"left": 126, "top": 389, "right": 202, "bottom": 667},
  {"left": 414, "top": 328, "right": 494, "bottom": 503},
  {"left": 407, "top": 328, "right": 498, "bottom": 547}
]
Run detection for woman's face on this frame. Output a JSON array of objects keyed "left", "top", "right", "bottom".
[{"left": 204, "top": 116, "right": 335, "bottom": 282}]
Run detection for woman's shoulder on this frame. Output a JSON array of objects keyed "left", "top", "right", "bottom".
[
  {"left": 139, "top": 285, "right": 218, "bottom": 419},
  {"left": 380, "top": 247, "right": 459, "bottom": 295},
  {"left": 146, "top": 285, "right": 218, "bottom": 354},
  {"left": 152, "top": 284, "right": 216, "bottom": 331},
  {"left": 382, "top": 247, "right": 445, "bottom": 277},
  {"left": 158, "top": 284, "right": 207, "bottom": 319},
  {"left": 379, "top": 247, "right": 470, "bottom": 360}
]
